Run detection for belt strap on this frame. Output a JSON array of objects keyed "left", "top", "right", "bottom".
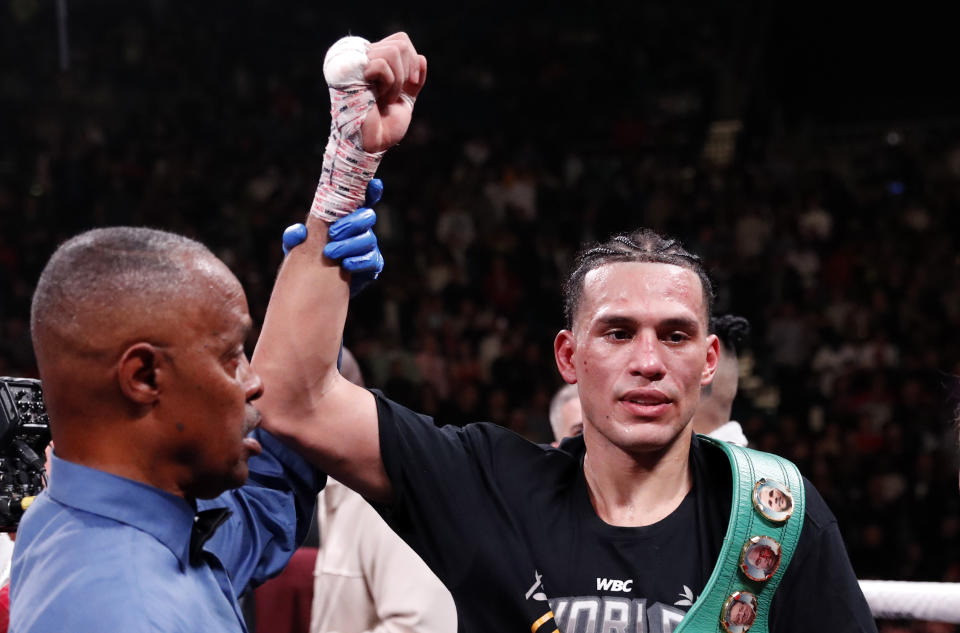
[{"left": 675, "top": 436, "right": 806, "bottom": 633}]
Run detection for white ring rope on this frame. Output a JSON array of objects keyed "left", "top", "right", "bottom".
[{"left": 859, "top": 580, "right": 960, "bottom": 623}]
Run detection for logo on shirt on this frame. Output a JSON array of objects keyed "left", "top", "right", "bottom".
[
  {"left": 596, "top": 577, "right": 634, "bottom": 592},
  {"left": 526, "top": 570, "right": 548, "bottom": 601},
  {"left": 550, "top": 596, "right": 687, "bottom": 633},
  {"left": 674, "top": 584, "right": 696, "bottom": 607}
]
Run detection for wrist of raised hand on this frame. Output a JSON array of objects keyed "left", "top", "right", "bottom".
[
  {"left": 311, "top": 36, "right": 384, "bottom": 223},
  {"left": 283, "top": 179, "right": 385, "bottom": 297}
]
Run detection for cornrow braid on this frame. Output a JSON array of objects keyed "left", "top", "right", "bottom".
[
  {"left": 710, "top": 314, "right": 751, "bottom": 353},
  {"left": 562, "top": 228, "right": 714, "bottom": 329}
]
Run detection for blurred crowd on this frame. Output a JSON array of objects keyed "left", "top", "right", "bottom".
[{"left": 1, "top": 2, "right": 958, "bottom": 626}]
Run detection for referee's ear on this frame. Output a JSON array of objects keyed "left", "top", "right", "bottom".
[{"left": 117, "top": 342, "right": 161, "bottom": 409}]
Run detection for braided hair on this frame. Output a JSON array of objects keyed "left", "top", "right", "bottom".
[
  {"left": 562, "top": 228, "right": 714, "bottom": 328},
  {"left": 710, "top": 314, "right": 751, "bottom": 353}
]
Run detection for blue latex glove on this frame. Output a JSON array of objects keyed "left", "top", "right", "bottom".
[{"left": 282, "top": 179, "right": 384, "bottom": 297}]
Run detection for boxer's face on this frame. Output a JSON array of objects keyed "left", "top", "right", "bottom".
[
  {"left": 730, "top": 601, "right": 755, "bottom": 626},
  {"left": 747, "top": 545, "right": 776, "bottom": 572},
  {"left": 761, "top": 487, "right": 789, "bottom": 512},
  {"left": 555, "top": 262, "right": 718, "bottom": 457}
]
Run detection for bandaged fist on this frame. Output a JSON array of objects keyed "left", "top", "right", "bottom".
[
  {"left": 311, "top": 33, "right": 424, "bottom": 223},
  {"left": 284, "top": 179, "right": 384, "bottom": 297},
  {"left": 360, "top": 32, "right": 427, "bottom": 152}
]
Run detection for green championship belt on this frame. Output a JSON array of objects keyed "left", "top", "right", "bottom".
[{"left": 675, "top": 436, "right": 806, "bottom": 633}]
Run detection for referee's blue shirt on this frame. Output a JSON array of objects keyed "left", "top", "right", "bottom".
[{"left": 9, "top": 429, "right": 324, "bottom": 633}]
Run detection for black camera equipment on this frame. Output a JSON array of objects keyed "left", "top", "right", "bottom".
[{"left": 0, "top": 377, "right": 51, "bottom": 531}]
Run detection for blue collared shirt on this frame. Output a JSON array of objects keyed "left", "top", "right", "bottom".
[{"left": 9, "top": 429, "right": 324, "bottom": 633}]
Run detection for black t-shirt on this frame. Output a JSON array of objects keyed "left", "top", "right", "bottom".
[{"left": 374, "top": 392, "right": 876, "bottom": 633}]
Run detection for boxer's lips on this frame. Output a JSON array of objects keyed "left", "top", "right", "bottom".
[{"left": 619, "top": 389, "right": 672, "bottom": 418}]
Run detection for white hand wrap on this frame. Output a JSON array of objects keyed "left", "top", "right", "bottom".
[{"left": 310, "top": 36, "right": 385, "bottom": 222}]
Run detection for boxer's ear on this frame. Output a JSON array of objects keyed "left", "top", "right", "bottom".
[
  {"left": 701, "top": 334, "right": 719, "bottom": 386},
  {"left": 554, "top": 330, "right": 578, "bottom": 385}
]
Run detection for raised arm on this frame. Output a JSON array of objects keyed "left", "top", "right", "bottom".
[{"left": 252, "top": 33, "right": 426, "bottom": 504}]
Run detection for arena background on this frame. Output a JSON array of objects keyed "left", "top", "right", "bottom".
[{"left": 1, "top": 2, "right": 958, "bottom": 631}]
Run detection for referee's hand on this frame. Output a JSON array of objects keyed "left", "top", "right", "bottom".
[{"left": 282, "top": 179, "right": 384, "bottom": 297}]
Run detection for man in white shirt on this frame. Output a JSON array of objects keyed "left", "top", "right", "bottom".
[
  {"left": 690, "top": 314, "right": 751, "bottom": 447},
  {"left": 311, "top": 348, "right": 456, "bottom": 633}
]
